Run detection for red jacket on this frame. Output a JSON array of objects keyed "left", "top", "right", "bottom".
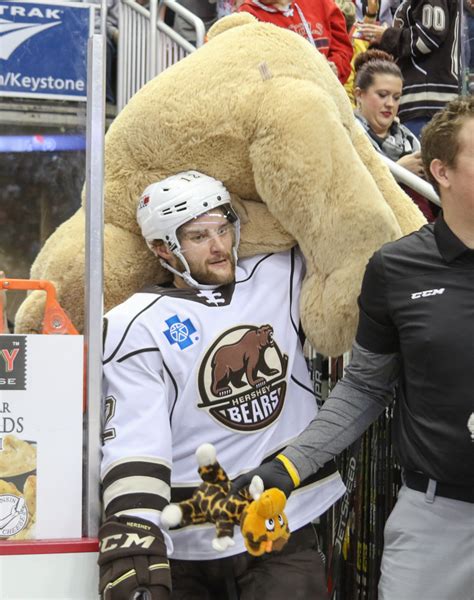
[{"left": 238, "top": 0, "right": 353, "bottom": 83}]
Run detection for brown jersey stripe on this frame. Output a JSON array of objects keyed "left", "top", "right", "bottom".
[
  {"left": 103, "top": 461, "right": 171, "bottom": 490},
  {"left": 105, "top": 492, "right": 169, "bottom": 517}
]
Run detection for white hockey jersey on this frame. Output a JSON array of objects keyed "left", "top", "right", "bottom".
[{"left": 101, "top": 249, "right": 345, "bottom": 560}]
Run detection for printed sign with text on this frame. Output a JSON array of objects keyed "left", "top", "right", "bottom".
[
  {"left": 0, "top": 334, "right": 83, "bottom": 540},
  {"left": 0, "top": 0, "right": 94, "bottom": 101}
]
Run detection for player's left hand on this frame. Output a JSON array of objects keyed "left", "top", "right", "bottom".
[{"left": 98, "top": 516, "right": 171, "bottom": 600}]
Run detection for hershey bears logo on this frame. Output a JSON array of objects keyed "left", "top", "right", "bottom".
[{"left": 198, "top": 324, "right": 288, "bottom": 432}]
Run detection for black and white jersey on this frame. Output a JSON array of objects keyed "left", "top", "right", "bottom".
[
  {"left": 101, "top": 249, "right": 345, "bottom": 560},
  {"left": 380, "top": 0, "right": 459, "bottom": 121}
]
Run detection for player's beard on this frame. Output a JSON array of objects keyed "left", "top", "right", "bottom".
[{"left": 189, "top": 251, "right": 236, "bottom": 286}]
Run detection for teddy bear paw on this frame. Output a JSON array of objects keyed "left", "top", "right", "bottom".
[
  {"left": 161, "top": 504, "right": 183, "bottom": 528},
  {"left": 212, "top": 536, "right": 235, "bottom": 552},
  {"left": 196, "top": 443, "right": 217, "bottom": 466}
]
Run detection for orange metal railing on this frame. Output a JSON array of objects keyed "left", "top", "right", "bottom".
[{"left": 0, "top": 279, "right": 78, "bottom": 335}]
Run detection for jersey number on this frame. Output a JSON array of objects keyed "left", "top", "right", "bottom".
[
  {"left": 421, "top": 5, "right": 445, "bottom": 31},
  {"left": 103, "top": 395, "right": 117, "bottom": 442}
]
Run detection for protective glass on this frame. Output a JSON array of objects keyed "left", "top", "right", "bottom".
[{"left": 176, "top": 208, "right": 237, "bottom": 254}]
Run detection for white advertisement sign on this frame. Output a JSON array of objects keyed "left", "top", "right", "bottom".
[{"left": 0, "top": 334, "right": 83, "bottom": 539}]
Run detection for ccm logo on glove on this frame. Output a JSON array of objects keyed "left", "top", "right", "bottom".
[
  {"left": 100, "top": 530, "right": 156, "bottom": 552},
  {"left": 98, "top": 516, "right": 171, "bottom": 599}
]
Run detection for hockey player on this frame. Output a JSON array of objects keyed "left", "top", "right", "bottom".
[
  {"left": 233, "top": 97, "right": 474, "bottom": 600},
  {"left": 98, "top": 171, "right": 346, "bottom": 599}
]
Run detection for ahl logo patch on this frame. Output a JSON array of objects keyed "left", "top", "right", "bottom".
[
  {"left": 197, "top": 324, "right": 288, "bottom": 432},
  {"left": 163, "top": 315, "right": 197, "bottom": 350}
]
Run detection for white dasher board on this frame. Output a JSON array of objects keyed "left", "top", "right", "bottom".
[{"left": 0, "top": 334, "right": 83, "bottom": 539}]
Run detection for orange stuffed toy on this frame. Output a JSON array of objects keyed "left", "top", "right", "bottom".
[
  {"left": 240, "top": 483, "right": 290, "bottom": 556},
  {"left": 161, "top": 443, "right": 290, "bottom": 556}
]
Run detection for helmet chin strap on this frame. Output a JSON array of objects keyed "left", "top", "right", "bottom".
[{"left": 158, "top": 258, "right": 222, "bottom": 290}]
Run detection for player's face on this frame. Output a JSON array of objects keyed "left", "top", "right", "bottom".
[
  {"left": 178, "top": 211, "right": 236, "bottom": 286},
  {"left": 356, "top": 74, "right": 403, "bottom": 137}
]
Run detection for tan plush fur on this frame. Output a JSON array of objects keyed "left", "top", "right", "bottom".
[{"left": 15, "top": 14, "right": 425, "bottom": 355}]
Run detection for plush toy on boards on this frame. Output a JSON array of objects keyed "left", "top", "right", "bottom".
[{"left": 161, "top": 443, "right": 290, "bottom": 556}]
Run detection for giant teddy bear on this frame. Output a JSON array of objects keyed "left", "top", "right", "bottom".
[{"left": 15, "top": 13, "right": 425, "bottom": 356}]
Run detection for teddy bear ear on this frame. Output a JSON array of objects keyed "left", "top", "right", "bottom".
[
  {"left": 255, "top": 489, "right": 286, "bottom": 518},
  {"left": 207, "top": 13, "right": 257, "bottom": 41},
  {"left": 256, "top": 495, "right": 274, "bottom": 519}
]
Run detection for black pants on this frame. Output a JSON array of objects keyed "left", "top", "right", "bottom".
[{"left": 170, "top": 523, "right": 328, "bottom": 600}]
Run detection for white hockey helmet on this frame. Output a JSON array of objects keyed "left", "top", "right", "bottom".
[{"left": 137, "top": 170, "right": 240, "bottom": 289}]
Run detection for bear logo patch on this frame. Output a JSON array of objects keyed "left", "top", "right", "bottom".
[{"left": 197, "top": 325, "right": 288, "bottom": 432}]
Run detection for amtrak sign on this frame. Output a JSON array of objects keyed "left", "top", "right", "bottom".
[{"left": 0, "top": 0, "right": 94, "bottom": 101}]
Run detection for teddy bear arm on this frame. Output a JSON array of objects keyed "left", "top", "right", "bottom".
[
  {"left": 249, "top": 79, "right": 407, "bottom": 354},
  {"left": 15, "top": 209, "right": 165, "bottom": 334},
  {"left": 352, "top": 126, "right": 427, "bottom": 235},
  {"left": 14, "top": 211, "right": 85, "bottom": 333},
  {"left": 14, "top": 291, "right": 47, "bottom": 334},
  {"left": 251, "top": 79, "right": 402, "bottom": 274}
]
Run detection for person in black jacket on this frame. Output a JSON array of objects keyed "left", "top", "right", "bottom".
[
  {"left": 361, "top": 1, "right": 460, "bottom": 138},
  {"left": 233, "top": 96, "right": 474, "bottom": 600}
]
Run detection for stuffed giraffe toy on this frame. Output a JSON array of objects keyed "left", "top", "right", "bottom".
[{"left": 161, "top": 443, "right": 290, "bottom": 557}]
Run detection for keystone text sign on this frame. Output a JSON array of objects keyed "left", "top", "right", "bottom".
[{"left": 0, "top": 0, "right": 94, "bottom": 101}]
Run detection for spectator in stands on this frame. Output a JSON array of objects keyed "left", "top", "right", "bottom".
[
  {"left": 353, "top": 49, "right": 438, "bottom": 221},
  {"left": 173, "top": 0, "right": 217, "bottom": 45},
  {"left": 349, "top": 0, "right": 402, "bottom": 59},
  {"left": 344, "top": 0, "right": 390, "bottom": 104},
  {"left": 335, "top": 0, "right": 356, "bottom": 31},
  {"left": 465, "top": 0, "right": 474, "bottom": 90},
  {"left": 238, "top": 0, "right": 353, "bottom": 84},
  {"left": 355, "top": 0, "right": 401, "bottom": 26},
  {"left": 360, "top": 1, "right": 460, "bottom": 138},
  {"left": 217, "top": 0, "right": 237, "bottom": 18},
  {"left": 79, "top": 0, "right": 119, "bottom": 103},
  {"left": 354, "top": 50, "right": 421, "bottom": 173}
]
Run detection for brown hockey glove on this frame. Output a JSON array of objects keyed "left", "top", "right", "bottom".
[{"left": 98, "top": 516, "right": 171, "bottom": 600}]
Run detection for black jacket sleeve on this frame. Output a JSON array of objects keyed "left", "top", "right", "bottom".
[{"left": 380, "top": 0, "right": 453, "bottom": 60}]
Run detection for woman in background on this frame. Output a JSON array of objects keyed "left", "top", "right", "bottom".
[{"left": 353, "top": 49, "right": 438, "bottom": 221}]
